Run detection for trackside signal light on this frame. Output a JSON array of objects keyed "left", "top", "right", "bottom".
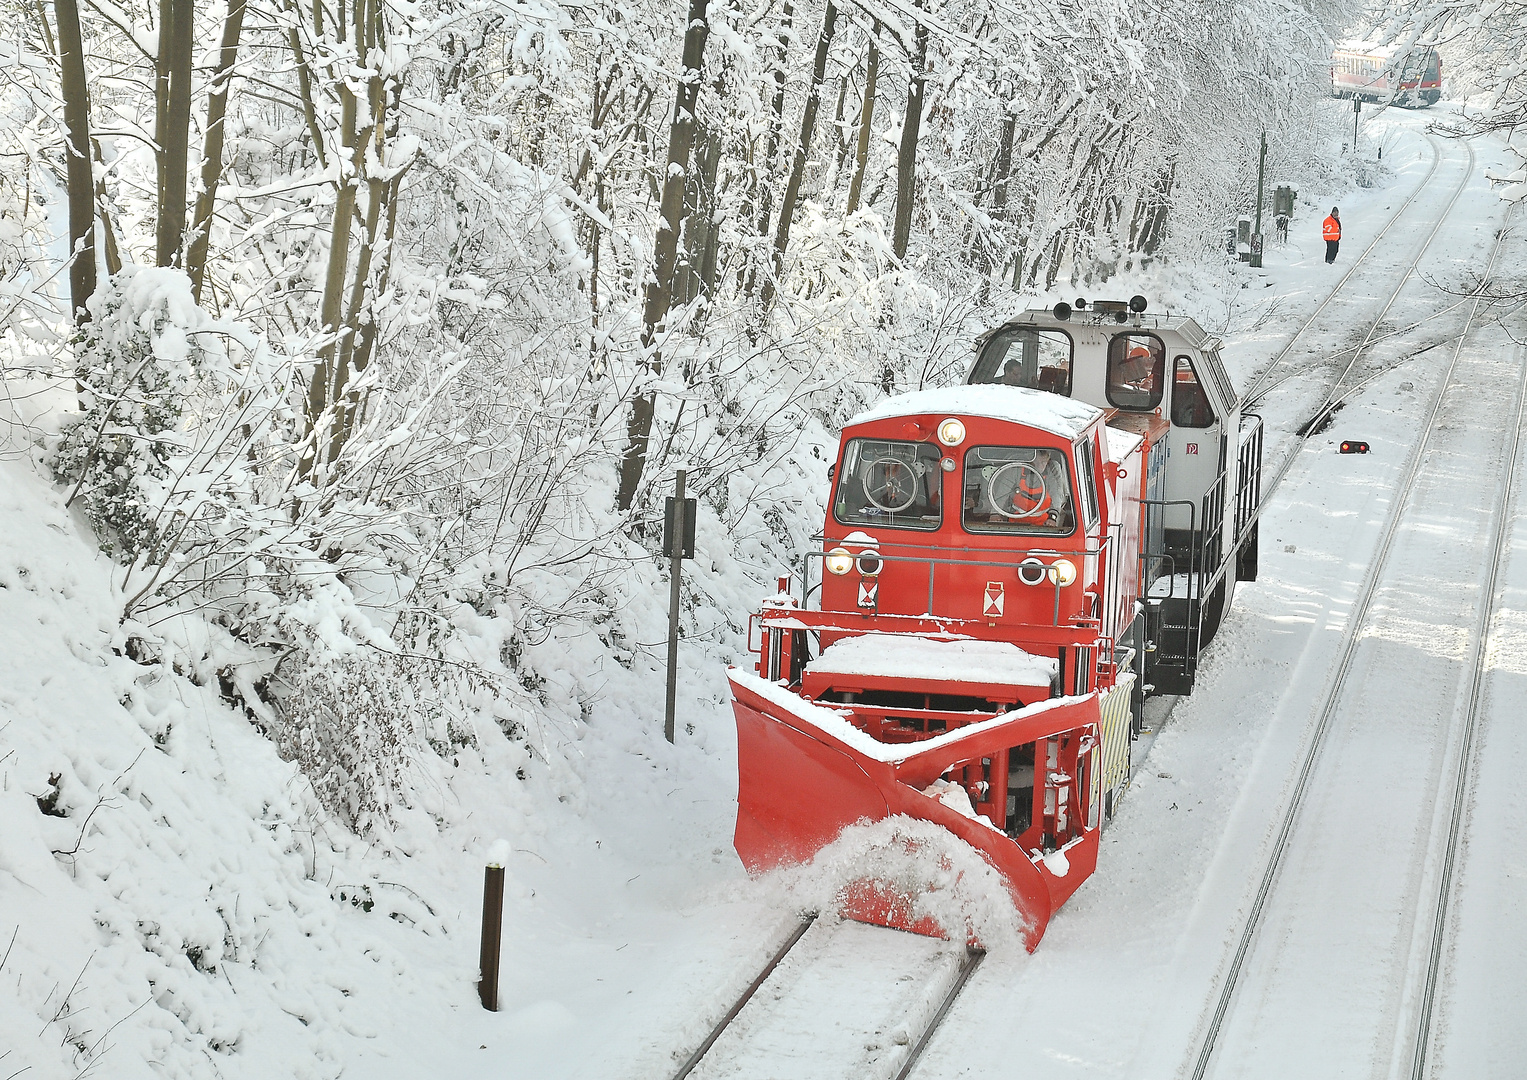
[{"left": 1339, "top": 440, "right": 1370, "bottom": 454}]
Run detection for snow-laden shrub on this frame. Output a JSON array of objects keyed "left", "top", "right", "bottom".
[
  {"left": 50, "top": 268, "right": 234, "bottom": 560},
  {"left": 275, "top": 646, "right": 417, "bottom": 832}
]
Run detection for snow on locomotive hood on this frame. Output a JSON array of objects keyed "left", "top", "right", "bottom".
[{"left": 851, "top": 385, "right": 1102, "bottom": 440}]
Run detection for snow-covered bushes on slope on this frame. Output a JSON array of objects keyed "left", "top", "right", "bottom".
[
  {"left": 0, "top": 461, "right": 573, "bottom": 1080},
  {"left": 49, "top": 268, "right": 243, "bottom": 561}
]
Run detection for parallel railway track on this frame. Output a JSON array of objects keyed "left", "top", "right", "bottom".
[
  {"left": 1187, "top": 195, "right": 1520, "bottom": 1080},
  {"left": 1246, "top": 136, "right": 1477, "bottom": 511}
]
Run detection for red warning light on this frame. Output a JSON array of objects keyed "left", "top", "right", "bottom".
[{"left": 1339, "top": 440, "right": 1370, "bottom": 454}]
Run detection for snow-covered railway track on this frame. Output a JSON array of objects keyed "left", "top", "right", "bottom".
[
  {"left": 1185, "top": 211, "right": 1524, "bottom": 1080},
  {"left": 672, "top": 916, "right": 983, "bottom": 1080},
  {"left": 1240, "top": 131, "right": 1448, "bottom": 409},
  {"left": 1248, "top": 135, "right": 1478, "bottom": 517}
]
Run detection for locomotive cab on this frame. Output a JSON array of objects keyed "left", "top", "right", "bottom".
[
  {"left": 806, "top": 387, "right": 1151, "bottom": 813},
  {"left": 969, "top": 301, "right": 1263, "bottom": 693}
]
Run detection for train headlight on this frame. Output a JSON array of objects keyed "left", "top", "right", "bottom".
[
  {"left": 936, "top": 418, "right": 966, "bottom": 447},
  {"left": 825, "top": 547, "right": 854, "bottom": 576},
  {"left": 1049, "top": 559, "right": 1078, "bottom": 586},
  {"left": 1018, "top": 558, "right": 1047, "bottom": 586},
  {"left": 856, "top": 549, "right": 882, "bottom": 577}
]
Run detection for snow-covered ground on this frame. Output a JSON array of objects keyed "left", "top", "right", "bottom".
[{"left": 4, "top": 104, "right": 1525, "bottom": 1080}]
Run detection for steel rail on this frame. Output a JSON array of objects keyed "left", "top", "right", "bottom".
[
  {"left": 1286, "top": 137, "right": 1479, "bottom": 442},
  {"left": 1186, "top": 162, "right": 1509, "bottom": 1080},
  {"left": 1240, "top": 133, "right": 1445, "bottom": 407},
  {"left": 1406, "top": 261, "right": 1526, "bottom": 1080},
  {"left": 671, "top": 913, "right": 817, "bottom": 1080},
  {"left": 894, "top": 946, "right": 986, "bottom": 1080},
  {"left": 1255, "top": 137, "right": 1474, "bottom": 501},
  {"left": 1242, "top": 296, "right": 1474, "bottom": 407},
  {"left": 672, "top": 916, "right": 981, "bottom": 1080}
]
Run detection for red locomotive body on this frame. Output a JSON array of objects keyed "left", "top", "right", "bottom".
[{"left": 729, "top": 386, "right": 1152, "bottom": 949}]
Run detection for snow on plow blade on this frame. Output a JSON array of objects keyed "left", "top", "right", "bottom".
[{"left": 729, "top": 669, "right": 1101, "bottom": 951}]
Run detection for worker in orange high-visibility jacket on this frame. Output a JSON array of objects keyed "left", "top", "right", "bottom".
[{"left": 1323, "top": 207, "right": 1341, "bottom": 264}]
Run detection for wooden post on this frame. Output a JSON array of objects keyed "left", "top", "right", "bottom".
[
  {"left": 665, "top": 470, "right": 686, "bottom": 744},
  {"left": 478, "top": 863, "right": 504, "bottom": 1011}
]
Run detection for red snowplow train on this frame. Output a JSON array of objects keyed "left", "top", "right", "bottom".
[{"left": 729, "top": 296, "right": 1263, "bottom": 950}]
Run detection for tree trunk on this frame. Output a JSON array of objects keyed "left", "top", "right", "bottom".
[
  {"left": 284, "top": 0, "right": 327, "bottom": 169},
  {"left": 892, "top": 11, "right": 928, "bottom": 261},
  {"left": 155, "top": 0, "right": 196, "bottom": 267},
  {"left": 91, "top": 139, "right": 123, "bottom": 277},
  {"left": 615, "top": 0, "right": 711, "bottom": 512},
  {"left": 991, "top": 108, "right": 1016, "bottom": 218},
  {"left": 830, "top": 75, "right": 851, "bottom": 189},
  {"left": 1132, "top": 162, "right": 1175, "bottom": 256},
  {"left": 759, "top": 0, "right": 837, "bottom": 311},
  {"left": 678, "top": 121, "right": 717, "bottom": 309},
  {"left": 754, "top": 0, "right": 794, "bottom": 237},
  {"left": 690, "top": 125, "right": 722, "bottom": 308},
  {"left": 980, "top": 98, "right": 1016, "bottom": 276},
  {"left": 187, "top": 0, "right": 248, "bottom": 302},
  {"left": 329, "top": 37, "right": 392, "bottom": 466},
  {"left": 53, "top": 0, "right": 94, "bottom": 324},
  {"left": 344, "top": 169, "right": 406, "bottom": 430},
  {"left": 845, "top": 25, "right": 879, "bottom": 215},
  {"left": 300, "top": 0, "right": 364, "bottom": 479}
]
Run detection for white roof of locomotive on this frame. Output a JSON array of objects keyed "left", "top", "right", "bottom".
[{"left": 851, "top": 385, "right": 1102, "bottom": 441}]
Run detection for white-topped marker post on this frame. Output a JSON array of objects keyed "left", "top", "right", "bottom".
[{"left": 478, "top": 841, "right": 509, "bottom": 1011}]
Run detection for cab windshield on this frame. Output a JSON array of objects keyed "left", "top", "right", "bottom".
[
  {"left": 833, "top": 438, "right": 943, "bottom": 530},
  {"left": 962, "top": 446, "right": 1076, "bottom": 536},
  {"left": 968, "top": 327, "right": 1073, "bottom": 395}
]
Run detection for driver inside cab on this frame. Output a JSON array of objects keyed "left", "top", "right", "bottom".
[
  {"left": 964, "top": 446, "right": 1073, "bottom": 532},
  {"left": 1014, "top": 449, "right": 1070, "bottom": 526},
  {"left": 1122, "top": 345, "right": 1156, "bottom": 390}
]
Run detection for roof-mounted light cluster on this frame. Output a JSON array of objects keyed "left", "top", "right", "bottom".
[{"left": 1053, "top": 295, "right": 1148, "bottom": 323}]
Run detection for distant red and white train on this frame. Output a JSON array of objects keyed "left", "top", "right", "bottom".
[
  {"left": 1331, "top": 41, "right": 1442, "bottom": 107},
  {"left": 728, "top": 297, "right": 1263, "bottom": 949}
]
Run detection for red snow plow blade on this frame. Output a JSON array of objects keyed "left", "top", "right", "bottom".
[{"left": 730, "top": 669, "right": 1101, "bottom": 951}]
